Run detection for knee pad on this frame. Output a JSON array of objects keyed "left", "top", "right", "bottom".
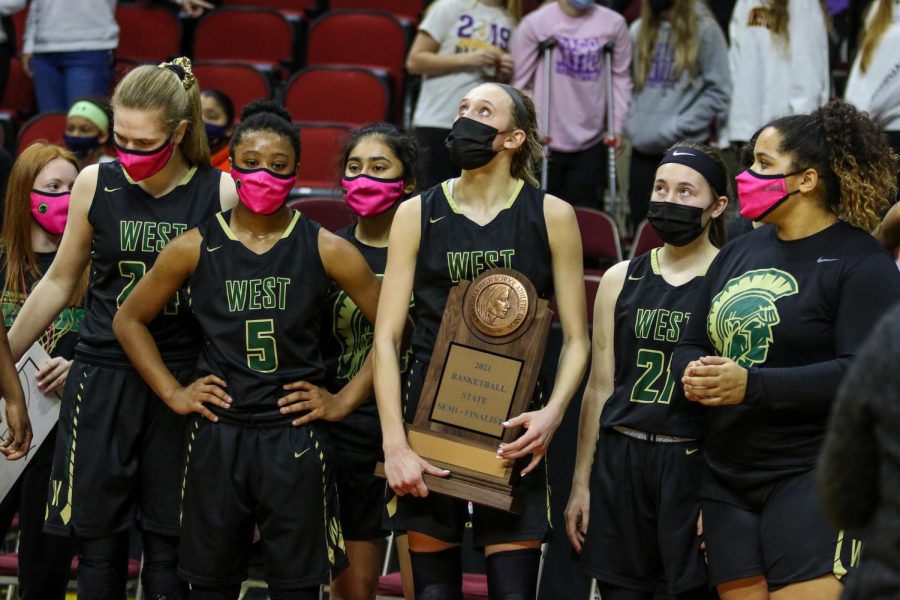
[
  {"left": 188, "top": 583, "right": 241, "bottom": 600},
  {"left": 485, "top": 548, "right": 542, "bottom": 600},
  {"left": 409, "top": 546, "right": 463, "bottom": 600},
  {"left": 77, "top": 533, "right": 130, "bottom": 600},
  {"left": 142, "top": 532, "right": 187, "bottom": 600},
  {"left": 594, "top": 581, "right": 654, "bottom": 600},
  {"left": 267, "top": 585, "right": 320, "bottom": 600}
]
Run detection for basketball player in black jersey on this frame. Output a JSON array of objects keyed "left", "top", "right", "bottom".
[
  {"left": 566, "top": 143, "right": 731, "bottom": 600},
  {"left": 114, "top": 101, "right": 383, "bottom": 600},
  {"left": 373, "top": 82, "right": 591, "bottom": 599},
  {"left": 673, "top": 101, "right": 900, "bottom": 599},
  {"left": 8, "top": 57, "right": 237, "bottom": 600},
  {"left": 324, "top": 123, "right": 422, "bottom": 600}
]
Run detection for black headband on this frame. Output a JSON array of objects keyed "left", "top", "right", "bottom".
[
  {"left": 494, "top": 83, "right": 528, "bottom": 128},
  {"left": 657, "top": 146, "right": 727, "bottom": 198}
]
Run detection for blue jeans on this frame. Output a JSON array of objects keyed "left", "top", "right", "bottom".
[{"left": 30, "top": 50, "right": 113, "bottom": 113}]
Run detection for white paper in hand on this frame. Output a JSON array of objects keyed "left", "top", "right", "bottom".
[{"left": 0, "top": 343, "right": 61, "bottom": 502}]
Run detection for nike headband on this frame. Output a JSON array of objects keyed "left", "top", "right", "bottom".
[
  {"left": 658, "top": 146, "right": 727, "bottom": 198},
  {"left": 68, "top": 100, "right": 110, "bottom": 132}
]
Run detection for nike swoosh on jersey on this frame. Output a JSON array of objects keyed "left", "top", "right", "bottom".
[
  {"left": 294, "top": 448, "right": 310, "bottom": 459},
  {"left": 206, "top": 245, "right": 223, "bottom": 252},
  {"left": 685, "top": 448, "right": 699, "bottom": 455},
  {"left": 628, "top": 274, "right": 644, "bottom": 281},
  {"left": 429, "top": 216, "right": 446, "bottom": 224},
  {"left": 817, "top": 257, "right": 839, "bottom": 263},
  {"left": 104, "top": 186, "right": 122, "bottom": 192}
]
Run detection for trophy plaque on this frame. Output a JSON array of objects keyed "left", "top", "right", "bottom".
[{"left": 378, "top": 268, "right": 552, "bottom": 513}]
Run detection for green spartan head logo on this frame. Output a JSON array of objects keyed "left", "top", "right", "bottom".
[
  {"left": 707, "top": 269, "right": 799, "bottom": 368},
  {"left": 39, "top": 203, "right": 49, "bottom": 214}
]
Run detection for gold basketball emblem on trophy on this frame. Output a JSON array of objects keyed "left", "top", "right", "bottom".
[{"left": 470, "top": 274, "right": 529, "bottom": 337}]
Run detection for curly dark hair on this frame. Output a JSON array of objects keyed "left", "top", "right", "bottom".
[
  {"left": 768, "top": 99, "right": 899, "bottom": 232},
  {"left": 231, "top": 99, "right": 299, "bottom": 167},
  {"left": 339, "top": 122, "right": 425, "bottom": 194}
]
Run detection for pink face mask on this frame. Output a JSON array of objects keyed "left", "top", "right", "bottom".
[
  {"left": 735, "top": 168, "right": 802, "bottom": 221},
  {"left": 115, "top": 139, "right": 175, "bottom": 182},
  {"left": 30, "top": 190, "right": 70, "bottom": 236},
  {"left": 232, "top": 166, "right": 295, "bottom": 214},
  {"left": 341, "top": 174, "right": 406, "bottom": 217}
]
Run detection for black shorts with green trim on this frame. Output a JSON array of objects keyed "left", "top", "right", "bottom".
[
  {"left": 44, "top": 361, "right": 192, "bottom": 538},
  {"left": 178, "top": 415, "right": 348, "bottom": 587},
  {"left": 701, "top": 460, "right": 862, "bottom": 590},
  {"left": 579, "top": 428, "right": 707, "bottom": 595}
]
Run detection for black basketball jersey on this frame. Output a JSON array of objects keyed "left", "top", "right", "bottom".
[
  {"left": 599, "top": 249, "right": 706, "bottom": 438},
  {"left": 76, "top": 162, "right": 222, "bottom": 368},
  {"left": 190, "top": 209, "right": 331, "bottom": 415},
  {"left": 411, "top": 179, "right": 553, "bottom": 356}
]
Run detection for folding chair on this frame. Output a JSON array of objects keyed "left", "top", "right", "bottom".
[
  {"left": 115, "top": 3, "right": 182, "bottom": 62},
  {"left": 305, "top": 10, "right": 409, "bottom": 118},
  {"left": 193, "top": 8, "right": 296, "bottom": 73},
  {"left": 288, "top": 197, "right": 354, "bottom": 232},
  {"left": 283, "top": 67, "right": 390, "bottom": 126},
  {"left": 573, "top": 206, "right": 623, "bottom": 277},
  {"left": 192, "top": 61, "right": 272, "bottom": 115},
  {"left": 629, "top": 218, "right": 664, "bottom": 259},
  {"left": 17, "top": 112, "right": 67, "bottom": 153}
]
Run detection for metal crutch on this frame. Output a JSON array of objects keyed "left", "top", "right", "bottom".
[
  {"left": 538, "top": 38, "right": 557, "bottom": 191},
  {"left": 602, "top": 41, "right": 618, "bottom": 217}
]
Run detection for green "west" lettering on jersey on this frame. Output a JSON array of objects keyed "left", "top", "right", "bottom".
[
  {"left": 120, "top": 221, "right": 188, "bottom": 253},
  {"left": 446, "top": 249, "right": 515, "bottom": 282},
  {"left": 226, "top": 277, "right": 291, "bottom": 312},
  {"left": 633, "top": 308, "right": 690, "bottom": 343}
]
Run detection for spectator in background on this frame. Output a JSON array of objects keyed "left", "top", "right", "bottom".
[
  {"left": 201, "top": 89, "right": 235, "bottom": 173},
  {"left": 625, "top": 0, "right": 731, "bottom": 228},
  {"left": 65, "top": 97, "right": 113, "bottom": 170},
  {"left": 406, "top": 0, "right": 520, "bottom": 190},
  {"left": 0, "top": 142, "right": 84, "bottom": 600},
  {"left": 0, "top": 1, "right": 26, "bottom": 99},
  {"left": 511, "top": 0, "right": 632, "bottom": 207},
  {"left": 23, "top": 0, "right": 213, "bottom": 113},
  {"left": 818, "top": 302, "right": 900, "bottom": 600},
  {"left": 721, "top": 0, "right": 830, "bottom": 146},
  {"left": 844, "top": 0, "right": 900, "bottom": 187}
]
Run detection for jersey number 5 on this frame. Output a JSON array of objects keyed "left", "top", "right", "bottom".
[
  {"left": 630, "top": 349, "right": 675, "bottom": 404},
  {"left": 246, "top": 319, "right": 278, "bottom": 373}
]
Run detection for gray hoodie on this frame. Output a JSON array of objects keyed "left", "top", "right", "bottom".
[
  {"left": 24, "top": 0, "right": 118, "bottom": 54},
  {"left": 625, "top": 3, "right": 731, "bottom": 154}
]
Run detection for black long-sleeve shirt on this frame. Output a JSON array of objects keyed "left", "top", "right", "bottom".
[
  {"left": 818, "top": 302, "right": 900, "bottom": 599},
  {"left": 672, "top": 221, "right": 900, "bottom": 477}
]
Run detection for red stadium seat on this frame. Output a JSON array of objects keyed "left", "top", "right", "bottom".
[
  {"left": 288, "top": 197, "right": 354, "bottom": 233},
  {"left": 0, "top": 57, "right": 35, "bottom": 117},
  {"left": 584, "top": 274, "right": 602, "bottom": 325},
  {"left": 283, "top": 67, "right": 390, "bottom": 126},
  {"left": 193, "top": 61, "right": 272, "bottom": 115},
  {"left": 115, "top": 4, "right": 182, "bottom": 62},
  {"left": 295, "top": 122, "right": 352, "bottom": 189},
  {"left": 328, "top": 0, "right": 424, "bottom": 22},
  {"left": 306, "top": 11, "right": 408, "bottom": 117},
  {"left": 629, "top": 219, "right": 664, "bottom": 258},
  {"left": 193, "top": 8, "right": 296, "bottom": 73},
  {"left": 221, "top": 0, "right": 316, "bottom": 13},
  {"left": 17, "top": 112, "right": 67, "bottom": 153},
  {"left": 574, "top": 207, "right": 622, "bottom": 276}
]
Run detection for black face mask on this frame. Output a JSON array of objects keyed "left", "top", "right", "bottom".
[
  {"left": 649, "top": 0, "right": 676, "bottom": 12},
  {"left": 646, "top": 201, "right": 709, "bottom": 247},
  {"left": 445, "top": 117, "right": 502, "bottom": 170}
]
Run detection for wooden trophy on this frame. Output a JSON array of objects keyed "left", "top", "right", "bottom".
[{"left": 379, "top": 268, "right": 552, "bottom": 513}]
